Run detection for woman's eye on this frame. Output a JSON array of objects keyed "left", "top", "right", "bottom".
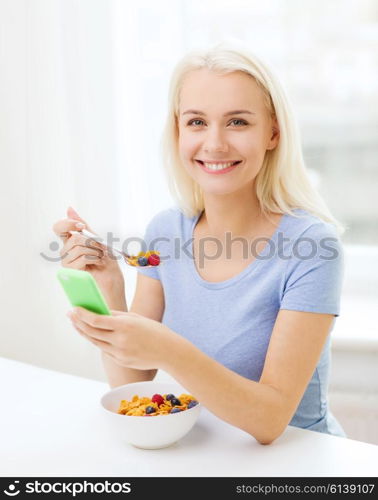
[
  {"left": 187, "top": 118, "right": 248, "bottom": 127},
  {"left": 187, "top": 119, "right": 204, "bottom": 126},
  {"left": 230, "top": 119, "right": 247, "bottom": 126}
]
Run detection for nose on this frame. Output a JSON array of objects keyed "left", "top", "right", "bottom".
[{"left": 203, "top": 126, "right": 229, "bottom": 154}]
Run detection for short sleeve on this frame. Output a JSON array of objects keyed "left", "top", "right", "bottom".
[
  {"left": 280, "top": 223, "right": 344, "bottom": 316},
  {"left": 135, "top": 214, "right": 162, "bottom": 281}
]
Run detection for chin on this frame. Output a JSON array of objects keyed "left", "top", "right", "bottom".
[{"left": 199, "top": 183, "right": 241, "bottom": 196}]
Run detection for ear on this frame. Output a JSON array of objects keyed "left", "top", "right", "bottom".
[{"left": 266, "top": 118, "right": 280, "bottom": 151}]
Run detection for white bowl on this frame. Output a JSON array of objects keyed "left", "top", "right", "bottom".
[{"left": 100, "top": 381, "right": 201, "bottom": 449}]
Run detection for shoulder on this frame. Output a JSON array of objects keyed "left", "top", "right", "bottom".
[
  {"left": 281, "top": 209, "right": 343, "bottom": 264},
  {"left": 284, "top": 209, "right": 339, "bottom": 239},
  {"left": 146, "top": 207, "right": 179, "bottom": 227},
  {"left": 144, "top": 206, "right": 197, "bottom": 236},
  {"left": 279, "top": 210, "right": 344, "bottom": 316}
]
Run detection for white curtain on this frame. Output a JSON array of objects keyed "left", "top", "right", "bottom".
[{"left": 0, "top": 0, "right": 183, "bottom": 378}]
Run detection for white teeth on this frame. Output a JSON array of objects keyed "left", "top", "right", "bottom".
[{"left": 202, "top": 161, "right": 237, "bottom": 170}]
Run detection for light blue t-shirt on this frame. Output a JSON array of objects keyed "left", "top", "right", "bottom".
[{"left": 136, "top": 207, "right": 346, "bottom": 437}]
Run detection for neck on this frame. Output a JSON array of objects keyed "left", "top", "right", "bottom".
[{"left": 200, "top": 184, "right": 263, "bottom": 239}]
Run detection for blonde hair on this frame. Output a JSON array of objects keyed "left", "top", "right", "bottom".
[{"left": 160, "top": 41, "right": 344, "bottom": 234}]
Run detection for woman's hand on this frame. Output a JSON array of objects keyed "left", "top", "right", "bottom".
[
  {"left": 67, "top": 307, "right": 179, "bottom": 370},
  {"left": 53, "top": 207, "right": 126, "bottom": 309}
]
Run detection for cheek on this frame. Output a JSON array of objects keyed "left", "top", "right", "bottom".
[
  {"left": 240, "top": 130, "right": 269, "bottom": 157},
  {"left": 178, "top": 132, "right": 198, "bottom": 159},
  {"left": 230, "top": 134, "right": 259, "bottom": 161}
]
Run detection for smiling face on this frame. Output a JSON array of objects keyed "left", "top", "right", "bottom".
[{"left": 177, "top": 68, "right": 279, "bottom": 196}]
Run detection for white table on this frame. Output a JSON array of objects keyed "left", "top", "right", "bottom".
[{"left": 0, "top": 357, "right": 377, "bottom": 477}]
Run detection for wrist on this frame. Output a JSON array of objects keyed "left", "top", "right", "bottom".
[
  {"left": 159, "top": 327, "right": 193, "bottom": 373},
  {"left": 99, "top": 273, "right": 127, "bottom": 311},
  {"left": 104, "top": 288, "right": 127, "bottom": 311}
]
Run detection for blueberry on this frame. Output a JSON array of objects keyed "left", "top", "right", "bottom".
[
  {"left": 170, "top": 397, "right": 181, "bottom": 406},
  {"left": 137, "top": 256, "right": 148, "bottom": 266},
  {"left": 166, "top": 394, "right": 175, "bottom": 401},
  {"left": 187, "top": 400, "right": 198, "bottom": 409},
  {"left": 145, "top": 406, "right": 156, "bottom": 414},
  {"left": 170, "top": 408, "right": 182, "bottom": 414}
]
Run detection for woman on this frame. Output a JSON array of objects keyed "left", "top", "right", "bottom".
[{"left": 53, "top": 43, "right": 346, "bottom": 445}]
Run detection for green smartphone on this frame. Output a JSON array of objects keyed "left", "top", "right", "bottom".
[{"left": 56, "top": 268, "right": 111, "bottom": 315}]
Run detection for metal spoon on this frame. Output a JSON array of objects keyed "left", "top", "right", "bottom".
[{"left": 69, "top": 228, "right": 159, "bottom": 268}]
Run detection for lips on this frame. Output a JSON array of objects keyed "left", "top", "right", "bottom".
[
  {"left": 194, "top": 159, "right": 242, "bottom": 174},
  {"left": 196, "top": 160, "right": 241, "bottom": 165}
]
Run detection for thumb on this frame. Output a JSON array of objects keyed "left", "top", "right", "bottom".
[
  {"left": 67, "top": 206, "right": 85, "bottom": 223},
  {"left": 67, "top": 206, "right": 96, "bottom": 234}
]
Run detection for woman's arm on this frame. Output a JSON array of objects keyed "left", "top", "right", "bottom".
[
  {"left": 69, "top": 303, "right": 334, "bottom": 444},
  {"left": 102, "top": 274, "right": 164, "bottom": 388},
  {"left": 162, "top": 309, "right": 334, "bottom": 445}
]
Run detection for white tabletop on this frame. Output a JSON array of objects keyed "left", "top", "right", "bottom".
[{"left": 0, "top": 356, "right": 377, "bottom": 477}]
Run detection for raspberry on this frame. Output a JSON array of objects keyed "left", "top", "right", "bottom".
[
  {"left": 151, "top": 394, "right": 164, "bottom": 406},
  {"left": 148, "top": 254, "right": 160, "bottom": 266}
]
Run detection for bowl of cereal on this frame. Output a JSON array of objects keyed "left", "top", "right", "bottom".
[{"left": 100, "top": 381, "right": 201, "bottom": 449}]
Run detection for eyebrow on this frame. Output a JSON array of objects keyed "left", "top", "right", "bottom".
[{"left": 181, "top": 109, "right": 256, "bottom": 117}]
